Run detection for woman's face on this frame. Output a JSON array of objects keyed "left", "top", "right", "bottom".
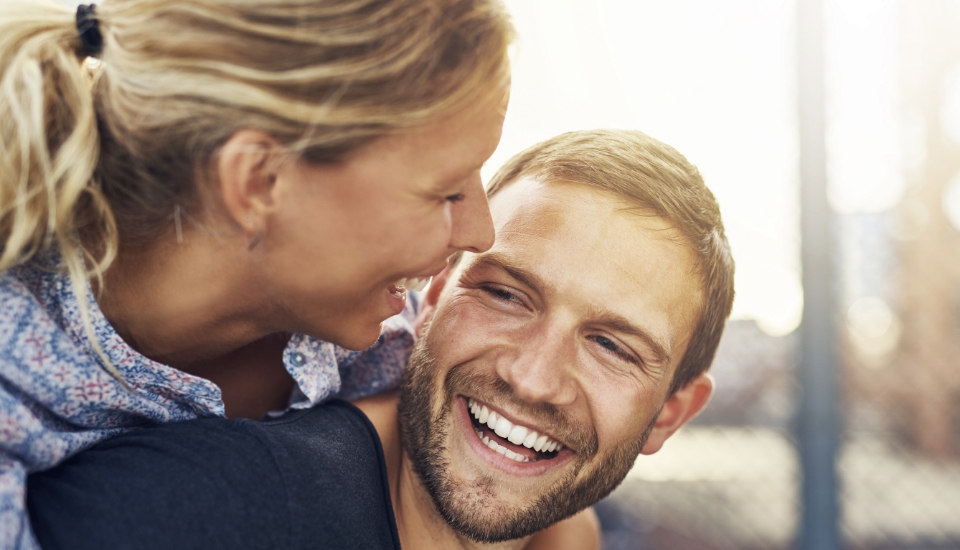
[{"left": 264, "top": 90, "right": 507, "bottom": 349}]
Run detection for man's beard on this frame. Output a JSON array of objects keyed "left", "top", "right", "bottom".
[{"left": 398, "top": 326, "right": 658, "bottom": 543}]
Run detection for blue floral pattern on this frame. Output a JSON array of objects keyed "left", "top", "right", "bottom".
[{"left": 0, "top": 252, "right": 416, "bottom": 549}]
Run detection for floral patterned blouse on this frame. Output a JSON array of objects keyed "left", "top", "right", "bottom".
[{"left": 0, "top": 251, "right": 417, "bottom": 549}]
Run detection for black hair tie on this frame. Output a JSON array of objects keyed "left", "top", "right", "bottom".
[{"left": 76, "top": 4, "right": 103, "bottom": 58}]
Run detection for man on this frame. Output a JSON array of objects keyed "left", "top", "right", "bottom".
[{"left": 27, "top": 129, "right": 734, "bottom": 550}]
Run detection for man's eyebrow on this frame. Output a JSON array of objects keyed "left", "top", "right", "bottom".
[
  {"left": 470, "top": 253, "right": 672, "bottom": 366},
  {"left": 470, "top": 253, "right": 547, "bottom": 294},
  {"left": 587, "top": 309, "right": 672, "bottom": 367}
]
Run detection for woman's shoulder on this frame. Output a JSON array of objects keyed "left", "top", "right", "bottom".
[
  {"left": 0, "top": 263, "right": 123, "bottom": 469},
  {"left": 0, "top": 263, "right": 68, "bottom": 349},
  {"left": 0, "top": 252, "right": 71, "bottom": 328},
  {"left": 0, "top": 259, "right": 222, "bottom": 469}
]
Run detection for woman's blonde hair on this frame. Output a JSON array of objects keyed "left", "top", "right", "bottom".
[{"left": 0, "top": 0, "right": 512, "bottom": 375}]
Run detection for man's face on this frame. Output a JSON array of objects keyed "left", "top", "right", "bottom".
[{"left": 398, "top": 177, "right": 704, "bottom": 542}]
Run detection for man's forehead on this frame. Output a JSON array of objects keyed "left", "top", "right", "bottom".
[{"left": 483, "top": 178, "right": 698, "bottom": 290}]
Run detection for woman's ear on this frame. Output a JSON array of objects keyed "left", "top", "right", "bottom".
[
  {"left": 640, "top": 373, "right": 714, "bottom": 455},
  {"left": 413, "top": 264, "right": 452, "bottom": 337},
  {"left": 216, "top": 130, "right": 282, "bottom": 234}
]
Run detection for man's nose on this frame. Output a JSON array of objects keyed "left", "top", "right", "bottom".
[
  {"left": 494, "top": 325, "right": 579, "bottom": 406},
  {"left": 447, "top": 177, "right": 495, "bottom": 254}
]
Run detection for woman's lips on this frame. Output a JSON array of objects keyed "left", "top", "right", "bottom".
[
  {"left": 383, "top": 264, "right": 444, "bottom": 315},
  {"left": 392, "top": 276, "right": 431, "bottom": 292},
  {"left": 384, "top": 284, "right": 407, "bottom": 315}
]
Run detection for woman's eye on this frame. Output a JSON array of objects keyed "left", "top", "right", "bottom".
[
  {"left": 445, "top": 193, "right": 466, "bottom": 203},
  {"left": 591, "top": 335, "right": 637, "bottom": 364}
]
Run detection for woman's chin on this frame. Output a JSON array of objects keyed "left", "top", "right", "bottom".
[
  {"left": 299, "top": 285, "right": 407, "bottom": 350},
  {"left": 323, "top": 320, "right": 383, "bottom": 351},
  {"left": 326, "top": 305, "right": 399, "bottom": 350}
]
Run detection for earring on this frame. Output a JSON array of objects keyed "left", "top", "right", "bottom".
[{"left": 248, "top": 229, "right": 263, "bottom": 250}]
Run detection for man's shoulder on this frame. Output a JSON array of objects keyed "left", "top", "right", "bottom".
[
  {"left": 352, "top": 390, "right": 402, "bottom": 469},
  {"left": 351, "top": 392, "right": 400, "bottom": 438}
]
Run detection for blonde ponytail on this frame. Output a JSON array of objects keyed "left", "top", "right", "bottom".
[
  {"left": 0, "top": 0, "right": 122, "bottom": 379},
  {"left": 0, "top": 0, "right": 117, "bottom": 276}
]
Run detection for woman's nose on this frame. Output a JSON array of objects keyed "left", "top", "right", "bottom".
[{"left": 448, "top": 177, "right": 495, "bottom": 254}]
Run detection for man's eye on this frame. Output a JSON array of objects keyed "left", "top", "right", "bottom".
[
  {"left": 591, "top": 335, "right": 637, "bottom": 364},
  {"left": 445, "top": 193, "right": 466, "bottom": 203},
  {"left": 480, "top": 285, "right": 521, "bottom": 304}
]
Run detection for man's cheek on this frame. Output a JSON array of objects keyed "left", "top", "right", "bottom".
[
  {"left": 430, "top": 321, "right": 515, "bottom": 369},
  {"left": 444, "top": 294, "right": 529, "bottom": 335},
  {"left": 587, "top": 391, "right": 659, "bottom": 457}
]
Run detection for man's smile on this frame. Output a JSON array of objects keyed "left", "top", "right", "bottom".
[
  {"left": 455, "top": 396, "right": 576, "bottom": 475},
  {"left": 469, "top": 397, "right": 564, "bottom": 460}
]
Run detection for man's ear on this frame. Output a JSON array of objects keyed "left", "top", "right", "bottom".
[
  {"left": 413, "top": 264, "right": 452, "bottom": 337},
  {"left": 640, "top": 373, "right": 714, "bottom": 455},
  {"left": 216, "top": 130, "right": 283, "bottom": 236}
]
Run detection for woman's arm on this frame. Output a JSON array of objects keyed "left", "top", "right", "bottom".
[{"left": 524, "top": 507, "right": 601, "bottom": 550}]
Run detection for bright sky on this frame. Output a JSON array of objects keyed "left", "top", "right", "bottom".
[
  {"left": 489, "top": 0, "right": 802, "bottom": 335},
  {"left": 489, "top": 0, "right": 905, "bottom": 336}
]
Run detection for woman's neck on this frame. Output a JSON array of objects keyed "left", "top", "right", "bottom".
[{"left": 96, "top": 229, "right": 275, "bottom": 366}]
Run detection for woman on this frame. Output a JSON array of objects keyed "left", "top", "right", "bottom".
[{"left": 0, "top": 0, "right": 518, "bottom": 547}]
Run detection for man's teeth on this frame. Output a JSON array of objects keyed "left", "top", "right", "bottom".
[
  {"left": 474, "top": 428, "right": 530, "bottom": 462},
  {"left": 468, "top": 398, "right": 564, "bottom": 455},
  {"left": 394, "top": 277, "right": 430, "bottom": 292}
]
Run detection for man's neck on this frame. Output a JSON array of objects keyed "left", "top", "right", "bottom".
[
  {"left": 392, "top": 454, "right": 530, "bottom": 550},
  {"left": 353, "top": 393, "right": 530, "bottom": 550}
]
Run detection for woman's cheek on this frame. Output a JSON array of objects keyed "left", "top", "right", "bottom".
[{"left": 413, "top": 209, "right": 455, "bottom": 256}]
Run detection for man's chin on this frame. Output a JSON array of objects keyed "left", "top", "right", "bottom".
[
  {"left": 398, "top": 357, "right": 577, "bottom": 542},
  {"left": 406, "top": 409, "right": 650, "bottom": 544},
  {"left": 428, "top": 466, "right": 585, "bottom": 543},
  {"left": 396, "top": 333, "right": 649, "bottom": 543}
]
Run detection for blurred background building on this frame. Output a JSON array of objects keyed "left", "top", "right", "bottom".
[{"left": 491, "top": 0, "right": 960, "bottom": 548}]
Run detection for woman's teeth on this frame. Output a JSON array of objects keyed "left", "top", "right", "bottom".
[
  {"left": 468, "top": 398, "right": 564, "bottom": 458},
  {"left": 394, "top": 277, "right": 430, "bottom": 292}
]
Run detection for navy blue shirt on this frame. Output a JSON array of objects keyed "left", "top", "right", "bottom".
[{"left": 27, "top": 400, "right": 401, "bottom": 550}]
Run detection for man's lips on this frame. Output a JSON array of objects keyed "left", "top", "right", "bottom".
[
  {"left": 456, "top": 396, "right": 575, "bottom": 474},
  {"left": 467, "top": 398, "right": 564, "bottom": 462}
]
